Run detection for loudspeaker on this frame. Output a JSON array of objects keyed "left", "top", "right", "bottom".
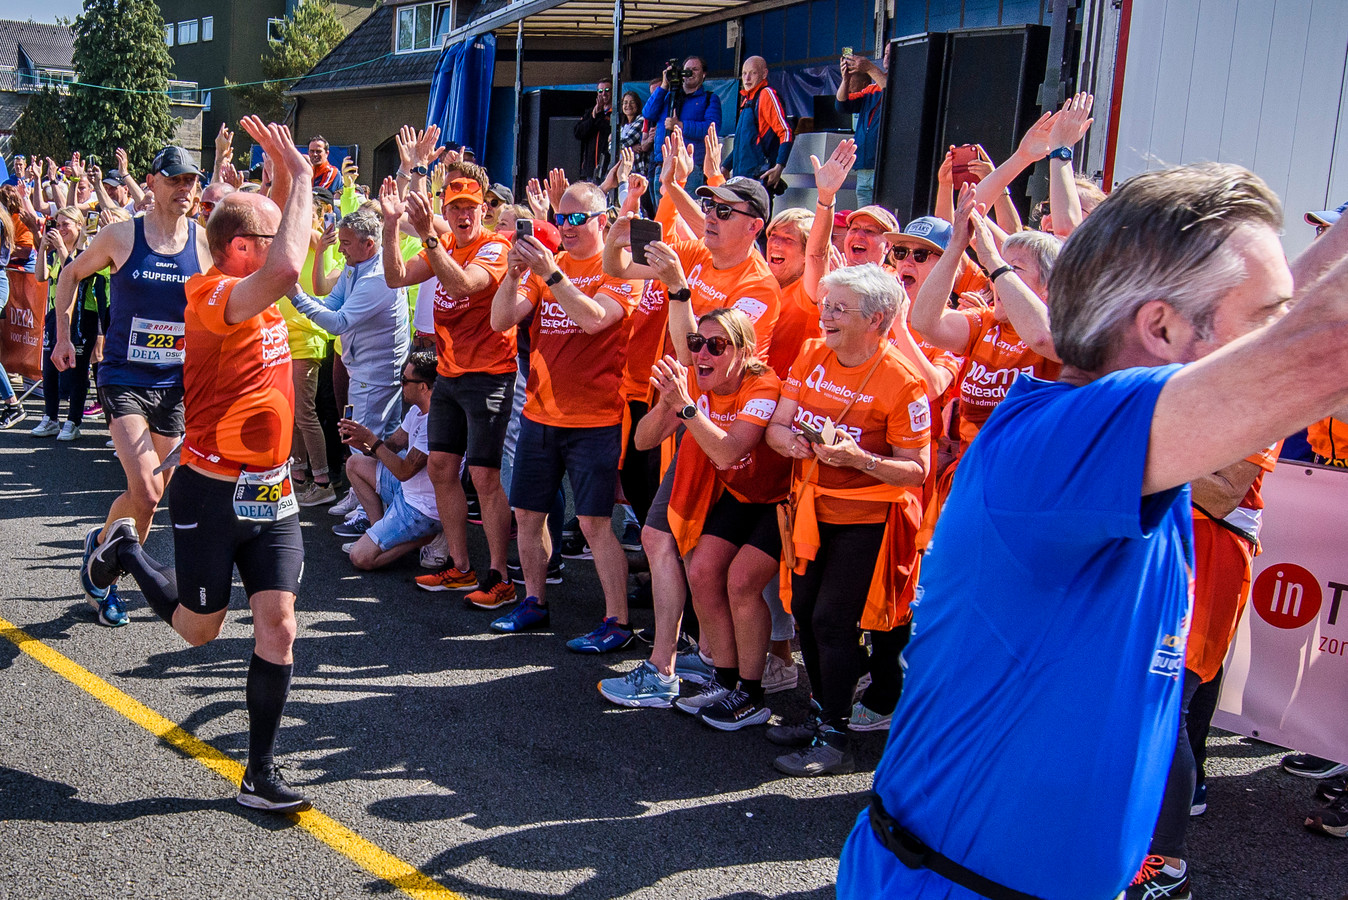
[
  {"left": 874, "top": 32, "right": 948, "bottom": 224},
  {"left": 522, "top": 90, "right": 596, "bottom": 187}
]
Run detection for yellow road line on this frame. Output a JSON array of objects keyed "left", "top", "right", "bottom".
[{"left": 0, "top": 616, "right": 463, "bottom": 900}]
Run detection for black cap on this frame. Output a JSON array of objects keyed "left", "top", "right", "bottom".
[
  {"left": 101, "top": 170, "right": 127, "bottom": 187},
  {"left": 312, "top": 186, "right": 335, "bottom": 206},
  {"left": 696, "top": 176, "right": 770, "bottom": 221},
  {"left": 487, "top": 182, "right": 514, "bottom": 204},
  {"left": 150, "top": 146, "right": 202, "bottom": 178}
]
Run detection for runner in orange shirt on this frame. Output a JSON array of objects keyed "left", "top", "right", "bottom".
[
  {"left": 381, "top": 158, "right": 517, "bottom": 605},
  {"left": 489, "top": 181, "right": 642, "bottom": 650},
  {"left": 83, "top": 117, "right": 316, "bottom": 813}
]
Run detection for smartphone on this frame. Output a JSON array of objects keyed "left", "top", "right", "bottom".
[
  {"left": 629, "top": 218, "right": 662, "bottom": 266},
  {"left": 950, "top": 144, "right": 982, "bottom": 191},
  {"left": 323, "top": 211, "right": 335, "bottom": 229},
  {"left": 515, "top": 218, "right": 534, "bottom": 239},
  {"left": 343, "top": 404, "right": 354, "bottom": 421},
  {"left": 841, "top": 46, "right": 853, "bottom": 58},
  {"left": 796, "top": 419, "right": 826, "bottom": 444}
]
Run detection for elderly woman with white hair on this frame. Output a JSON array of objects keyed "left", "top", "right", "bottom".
[{"left": 764, "top": 262, "right": 932, "bottom": 777}]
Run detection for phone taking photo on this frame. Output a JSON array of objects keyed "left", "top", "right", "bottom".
[
  {"left": 951, "top": 144, "right": 983, "bottom": 191},
  {"left": 515, "top": 218, "right": 534, "bottom": 239},
  {"left": 343, "top": 404, "right": 354, "bottom": 421},
  {"left": 629, "top": 218, "right": 661, "bottom": 266}
]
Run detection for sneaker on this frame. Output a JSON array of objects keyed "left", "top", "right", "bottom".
[
  {"left": 598, "top": 661, "right": 679, "bottom": 708},
  {"left": 56, "top": 421, "right": 80, "bottom": 442},
  {"left": 1282, "top": 753, "right": 1348, "bottom": 779},
  {"left": 766, "top": 720, "right": 820, "bottom": 748},
  {"left": 701, "top": 688, "right": 771, "bottom": 731},
  {"left": 762, "top": 654, "right": 799, "bottom": 694},
  {"left": 419, "top": 532, "right": 450, "bottom": 569},
  {"left": 341, "top": 541, "right": 357, "bottom": 553},
  {"left": 1125, "top": 856, "right": 1191, "bottom": 899},
  {"left": 414, "top": 566, "right": 478, "bottom": 592},
  {"left": 29, "top": 416, "right": 58, "bottom": 437},
  {"left": 632, "top": 628, "right": 697, "bottom": 652},
  {"left": 674, "top": 649, "right": 715, "bottom": 685},
  {"left": 80, "top": 525, "right": 110, "bottom": 602},
  {"left": 331, "top": 515, "right": 371, "bottom": 538},
  {"left": 0, "top": 404, "right": 26, "bottom": 429},
  {"left": 619, "top": 522, "right": 642, "bottom": 552},
  {"left": 465, "top": 495, "right": 482, "bottom": 525},
  {"left": 848, "top": 701, "right": 893, "bottom": 733},
  {"left": 466, "top": 570, "right": 515, "bottom": 609},
  {"left": 86, "top": 517, "right": 137, "bottom": 591},
  {"left": 773, "top": 735, "right": 856, "bottom": 777},
  {"left": 1190, "top": 782, "right": 1207, "bottom": 817},
  {"left": 296, "top": 482, "right": 336, "bottom": 507},
  {"left": 560, "top": 532, "right": 592, "bottom": 559},
  {"left": 237, "top": 762, "right": 312, "bottom": 813},
  {"left": 490, "top": 595, "right": 549, "bottom": 632},
  {"left": 96, "top": 584, "right": 129, "bottom": 627},
  {"left": 562, "top": 517, "right": 581, "bottom": 541},
  {"left": 1306, "top": 794, "right": 1348, "bottom": 837},
  {"left": 328, "top": 489, "right": 359, "bottom": 517},
  {"left": 674, "top": 680, "right": 730, "bottom": 715},
  {"left": 1315, "top": 776, "right": 1348, "bottom": 804},
  {"left": 508, "top": 558, "right": 565, "bottom": 584},
  {"left": 83, "top": 401, "right": 103, "bottom": 418},
  {"left": 566, "top": 617, "right": 634, "bottom": 653}
]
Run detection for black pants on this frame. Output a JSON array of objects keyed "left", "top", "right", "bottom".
[
  {"left": 860, "top": 623, "right": 912, "bottom": 716},
  {"left": 620, "top": 400, "right": 661, "bottom": 525},
  {"left": 790, "top": 521, "right": 886, "bottom": 735},
  {"left": 1187, "top": 666, "right": 1224, "bottom": 789},
  {"left": 42, "top": 307, "right": 98, "bottom": 424},
  {"left": 1151, "top": 667, "right": 1203, "bottom": 858}
]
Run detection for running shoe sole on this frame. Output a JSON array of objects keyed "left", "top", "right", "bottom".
[
  {"left": 236, "top": 791, "right": 313, "bottom": 813},
  {"left": 416, "top": 577, "right": 479, "bottom": 592},
  {"left": 80, "top": 525, "right": 110, "bottom": 602},
  {"left": 597, "top": 681, "right": 677, "bottom": 708},
  {"left": 702, "top": 706, "right": 772, "bottom": 731}
]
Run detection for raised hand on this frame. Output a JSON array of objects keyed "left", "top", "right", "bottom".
[
  {"left": 525, "top": 177, "right": 549, "bottom": 218},
  {"left": 673, "top": 137, "right": 694, "bottom": 185},
  {"left": 950, "top": 186, "right": 986, "bottom": 251},
  {"left": 378, "top": 176, "right": 406, "bottom": 221},
  {"left": 114, "top": 147, "right": 130, "bottom": 177},
  {"left": 414, "top": 125, "right": 443, "bottom": 169},
  {"left": 396, "top": 125, "right": 418, "bottom": 172},
  {"left": 1050, "top": 92, "right": 1094, "bottom": 150},
  {"left": 219, "top": 159, "right": 243, "bottom": 188},
  {"left": 703, "top": 122, "right": 723, "bottom": 180},
  {"left": 968, "top": 208, "right": 1000, "bottom": 267},
  {"left": 811, "top": 138, "right": 857, "bottom": 205},
  {"left": 546, "top": 168, "right": 569, "bottom": 210},
  {"left": 215, "top": 122, "right": 234, "bottom": 160},
  {"left": 406, "top": 190, "right": 435, "bottom": 238},
  {"left": 1017, "top": 110, "right": 1058, "bottom": 161},
  {"left": 68, "top": 151, "right": 85, "bottom": 181},
  {"left": 616, "top": 146, "right": 635, "bottom": 184}
]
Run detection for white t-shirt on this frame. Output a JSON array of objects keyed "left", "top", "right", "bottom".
[
  {"left": 398, "top": 406, "right": 438, "bottom": 519},
  {"left": 412, "top": 272, "right": 437, "bottom": 334}
]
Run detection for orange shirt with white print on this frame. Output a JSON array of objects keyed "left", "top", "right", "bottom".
[
  {"left": 781, "top": 339, "right": 931, "bottom": 524},
  {"left": 422, "top": 230, "right": 515, "bottom": 377},
  {"left": 182, "top": 270, "right": 294, "bottom": 474},
  {"left": 621, "top": 279, "right": 669, "bottom": 402},
  {"left": 670, "top": 239, "right": 781, "bottom": 359},
  {"left": 518, "top": 251, "right": 641, "bottom": 428},
  {"left": 1307, "top": 417, "right": 1348, "bottom": 466},
  {"left": 767, "top": 277, "right": 820, "bottom": 378},
  {"left": 697, "top": 369, "right": 793, "bottom": 504},
  {"left": 954, "top": 307, "right": 1060, "bottom": 447}
]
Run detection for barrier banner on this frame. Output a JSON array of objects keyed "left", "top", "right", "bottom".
[
  {"left": 0, "top": 271, "right": 42, "bottom": 381},
  {"left": 1214, "top": 462, "right": 1348, "bottom": 764}
]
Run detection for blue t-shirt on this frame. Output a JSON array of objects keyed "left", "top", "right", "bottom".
[{"left": 838, "top": 366, "right": 1193, "bottom": 900}]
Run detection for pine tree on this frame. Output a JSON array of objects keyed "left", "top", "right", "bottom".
[
  {"left": 64, "top": 0, "right": 177, "bottom": 175},
  {"left": 229, "top": 0, "right": 348, "bottom": 122},
  {"left": 11, "top": 87, "right": 70, "bottom": 165}
]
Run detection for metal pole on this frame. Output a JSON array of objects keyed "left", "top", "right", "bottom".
[
  {"left": 609, "top": 0, "right": 623, "bottom": 185},
  {"left": 512, "top": 19, "right": 524, "bottom": 194}
]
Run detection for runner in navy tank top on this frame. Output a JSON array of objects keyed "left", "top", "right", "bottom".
[{"left": 51, "top": 145, "right": 214, "bottom": 626}]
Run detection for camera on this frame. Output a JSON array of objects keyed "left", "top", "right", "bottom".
[{"left": 665, "top": 58, "right": 692, "bottom": 94}]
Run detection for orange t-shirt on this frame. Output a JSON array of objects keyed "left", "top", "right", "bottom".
[
  {"left": 1307, "top": 417, "right": 1348, "bottom": 465},
  {"left": 781, "top": 339, "right": 931, "bottom": 524},
  {"left": 767, "top": 277, "right": 820, "bottom": 378},
  {"left": 954, "top": 307, "right": 1061, "bottom": 447},
  {"left": 519, "top": 251, "right": 640, "bottom": 428},
  {"left": 697, "top": 369, "right": 792, "bottom": 504},
  {"left": 421, "top": 231, "right": 514, "bottom": 377},
  {"left": 182, "top": 270, "right": 294, "bottom": 474},
  {"left": 671, "top": 240, "right": 781, "bottom": 360},
  {"left": 621, "top": 279, "right": 669, "bottom": 402}
]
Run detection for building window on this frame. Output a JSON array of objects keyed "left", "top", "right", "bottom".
[
  {"left": 202, "top": 16, "right": 213, "bottom": 41},
  {"left": 178, "top": 20, "right": 198, "bottom": 45},
  {"left": 395, "top": 2, "right": 453, "bottom": 53},
  {"left": 164, "top": 24, "right": 174, "bottom": 46},
  {"left": 268, "top": 17, "right": 285, "bottom": 43}
]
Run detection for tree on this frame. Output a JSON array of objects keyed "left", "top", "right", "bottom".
[
  {"left": 229, "top": 0, "right": 348, "bottom": 122},
  {"left": 11, "top": 87, "right": 70, "bottom": 165},
  {"left": 65, "top": 0, "right": 176, "bottom": 175}
]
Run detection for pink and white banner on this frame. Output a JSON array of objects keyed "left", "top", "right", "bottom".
[{"left": 1215, "top": 462, "right": 1348, "bottom": 764}]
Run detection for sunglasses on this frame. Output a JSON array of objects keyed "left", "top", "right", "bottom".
[
  {"left": 891, "top": 246, "right": 940, "bottom": 263},
  {"left": 400, "top": 375, "right": 431, "bottom": 385},
  {"left": 199, "top": 201, "right": 215, "bottom": 214},
  {"left": 487, "top": 198, "right": 505, "bottom": 208},
  {"left": 554, "top": 210, "right": 604, "bottom": 227},
  {"left": 700, "top": 197, "right": 756, "bottom": 220},
  {"left": 686, "top": 333, "right": 731, "bottom": 355},
  {"left": 441, "top": 178, "right": 481, "bottom": 196}
]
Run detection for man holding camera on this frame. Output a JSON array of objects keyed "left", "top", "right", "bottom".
[{"left": 643, "top": 56, "right": 721, "bottom": 196}]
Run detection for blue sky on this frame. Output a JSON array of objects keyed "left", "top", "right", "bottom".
[{"left": 0, "top": 1, "right": 86, "bottom": 24}]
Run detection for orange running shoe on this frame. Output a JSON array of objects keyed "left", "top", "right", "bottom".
[
  {"left": 415, "top": 566, "right": 478, "bottom": 592},
  {"left": 465, "top": 570, "right": 515, "bottom": 609}
]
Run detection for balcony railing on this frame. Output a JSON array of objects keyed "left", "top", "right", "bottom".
[{"left": 0, "top": 67, "right": 201, "bottom": 104}]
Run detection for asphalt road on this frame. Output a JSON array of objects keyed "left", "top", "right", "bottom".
[{"left": 1, "top": 412, "right": 1344, "bottom": 900}]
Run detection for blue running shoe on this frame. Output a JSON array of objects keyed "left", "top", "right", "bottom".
[
  {"left": 674, "top": 648, "right": 715, "bottom": 685},
  {"left": 490, "top": 596, "right": 549, "bottom": 633},
  {"left": 80, "top": 525, "right": 109, "bottom": 602},
  {"left": 97, "top": 584, "right": 129, "bottom": 627},
  {"left": 566, "top": 616, "right": 634, "bottom": 653},
  {"left": 598, "top": 661, "right": 679, "bottom": 707}
]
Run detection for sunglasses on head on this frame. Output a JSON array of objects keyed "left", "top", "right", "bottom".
[
  {"left": 442, "top": 178, "right": 481, "bottom": 196},
  {"left": 686, "top": 333, "right": 731, "bottom": 356},
  {"left": 699, "top": 197, "right": 755, "bottom": 220},
  {"left": 891, "top": 246, "right": 940, "bottom": 263},
  {"left": 554, "top": 210, "right": 603, "bottom": 227}
]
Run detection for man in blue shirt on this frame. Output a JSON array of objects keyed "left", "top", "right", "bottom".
[
  {"left": 837, "top": 162, "right": 1348, "bottom": 899},
  {"left": 643, "top": 56, "right": 721, "bottom": 196}
]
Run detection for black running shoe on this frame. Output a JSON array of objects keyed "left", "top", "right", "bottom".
[
  {"left": 507, "top": 558, "right": 564, "bottom": 584},
  {"left": 237, "top": 763, "right": 312, "bottom": 813},
  {"left": 86, "top": 517, "right": 137, "bottom": 591},
  {"left": 701, "top": 688, "right": 771, "bottom": 731},
  {"left": 1316, "top": 776, "right": 1348, "bottom": 804}
]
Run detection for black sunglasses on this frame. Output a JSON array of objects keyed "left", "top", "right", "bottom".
[
  {"left": 699, "top": 197, "right": 755, "bottom": 220},
  {"left": 554, "top": 211, "right": 603, "bottom": 227},
  {"left": 891, "top": 246, "right": 940, "bottom": 263},
  {"left": 401, "top": 375, "right": 431, "bottom": 385},
  {"left": 686, "top": 333, "right": 731, "bottom": 356}
]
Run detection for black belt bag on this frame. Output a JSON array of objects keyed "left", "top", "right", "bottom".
[{"left": 867, "top": 792, "right": 1046, "bottom": 900}]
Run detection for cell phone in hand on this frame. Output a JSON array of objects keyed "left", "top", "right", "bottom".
[
  {"left": 841, "top": 46, "right": 853, "bottom": 58},
  {"left": 515, "top": 218, "right": 534, "bottom": 239},
  {"left": 323, "top": 211, "right": 335, "bottom": 229},
  {"left": 629, "top": 218, "right": 662, "bottom": 266},
  {"left": 797, "top": 420, "right": 826, "bottom": 444},
  {"left": 343, "top": 404, "right": 354, "bottom": 421},
  {"left": 951, "top": 144, "right": 982, "bottom": 191}
]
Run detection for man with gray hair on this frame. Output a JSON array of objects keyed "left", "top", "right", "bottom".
[
  {"left": 839, "top": 162, "right": 1348, "bottom": 899},
  {"left": 289, "top": 204, "right": 409, "bottom": 452}
]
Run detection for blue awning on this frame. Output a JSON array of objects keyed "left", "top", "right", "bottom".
[{"left": 426, "top": 34, "right": 497, "bottom": 157}]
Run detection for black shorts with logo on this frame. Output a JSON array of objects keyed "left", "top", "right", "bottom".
[{"left": 100, "top": 382, "right": 186, "bottom": 437}]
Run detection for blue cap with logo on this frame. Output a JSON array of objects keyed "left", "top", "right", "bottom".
[
  {"left": 884, "top": 216, "right": 953, "bottom": 252},
  {"left": 1305, "top": 200, "right": 1348, "bottom": 228}
]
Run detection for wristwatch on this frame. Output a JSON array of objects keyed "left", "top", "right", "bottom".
[
  {"left": 1046, "top": 146, "right": 1073, "bottom": 161},
  {"left": 864, "top": 453, "right": 879, "bottom": 471},
  {"left": 669, "top": 287, "right": 691, "bottom": 303},
  {"left": 545, "top": 270, "right": 565, "bottom": 287},
  {"left": 422, "top": 235, "right": 439, "bottom": 250},
  {"left": 677, "top": 404, "right": 698, "bottom": 420},
  {"left": 411, "top": 165, "right": 429, "bottom": 176}
]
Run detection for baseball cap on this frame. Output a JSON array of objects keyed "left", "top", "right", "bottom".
[
  {"left": 101, "top": 170, "right": 127, "bottom": 187},
  {"left": 884, "top": 216, "right": 953, "bottom": 253},
  {"left": 312, "top": 186, "right": 335, "bottom": 207},
  {"left": 524, "top": 219, "right": 562, "bottom": 253},
  {"left": 696, "top": 176, "right": 770, "bottom": 221},
  {"left": 833, "top": 210, "right": 852, "bottom": 229},
  {"left": 487, "top": 183, "right": 514, "bottom": 204},
  {"left": 1305, "top": 200, "right": 1348, "bottom": 227},
  {"left": 150, "top": 146, "right": 202, "bottom": 179},
  {"left": 847, "top": 205, "right": 900, "bottom": 233}
]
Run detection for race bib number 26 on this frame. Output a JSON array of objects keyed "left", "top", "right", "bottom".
[
  {"left": 127, "top": 317, "right": 185, "bottom": 364},
  {"left": 233, "top": 463, "right": 298, "bottom": 523}
]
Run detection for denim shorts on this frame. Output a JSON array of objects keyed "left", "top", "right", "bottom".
[
  {"left": 509, "top": 416, "right": 621, "bottom": 517},
  {"left": 366, "top": 464, "right": 441, "bottom": 551}
]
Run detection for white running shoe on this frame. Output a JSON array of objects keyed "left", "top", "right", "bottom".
[
  {"left": 56, "top": 421, "right": 80, "bottom": 441},
  {"left": 420, "top": 531, "right": 450, "bottom": 569},
  {"left": 763, "top": 654, "right": 800, "bottom": 694},
  {"left": 30, "top": 416, "right": 58, "bottom": 437},
  {"left": 329, "top": 488, "right": 359, "bottom": 517}
]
